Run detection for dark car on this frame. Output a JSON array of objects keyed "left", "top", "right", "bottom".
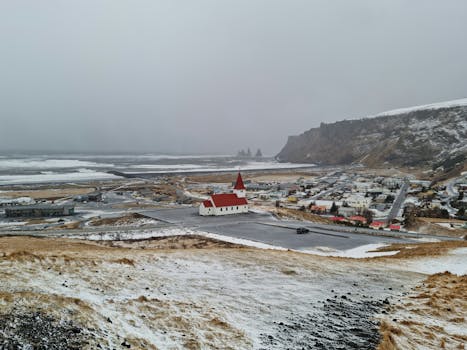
[{"left": 296, "top": 227, "right": 310, "bottom": 234}]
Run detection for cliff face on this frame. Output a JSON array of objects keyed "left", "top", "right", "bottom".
[{"left": 276, "top": 100, "right": 467, "bottom": 168}]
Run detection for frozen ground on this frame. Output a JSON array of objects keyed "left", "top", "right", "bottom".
[
  {"left": 388, "top": 247, "right": 467, "bottom": 276},
  {"left": 378, "top": 272, "right": 467, "bottom": 350},
  {"left": 1, "top": 234, "right": 466, "bottom": 349},
  {"left": 66, "top": 228, "right": 400, "bottom": 258},
  {"left": 0, "top": 237, "right": 423, "bottom": 350}
]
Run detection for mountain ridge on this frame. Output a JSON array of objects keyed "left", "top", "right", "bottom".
[{"left": 276, "top": 99, "right": 467, "bottom": 168}]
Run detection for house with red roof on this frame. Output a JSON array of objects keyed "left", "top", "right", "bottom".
[
  {"left": 199, "top": 172, "right": 249, "bottom": 216},
  {"left": 330, "top": 216, "right": 346, "bottom": 223},
  {"left": 348, "top": 215, "right": 367, "bottom": 225},
  {"left": 369, "top": 221, "right": 385, "bottom": 230}
]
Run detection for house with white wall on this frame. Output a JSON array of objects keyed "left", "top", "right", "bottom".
[{"left": 345, "top": 194, "right": 371, "bottom": 209}]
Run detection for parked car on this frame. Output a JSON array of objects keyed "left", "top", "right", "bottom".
[{"left": 296, "top": 227, "right": 310, "bottom": 234}]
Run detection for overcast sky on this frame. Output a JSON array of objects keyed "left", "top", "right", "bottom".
[{"left": 1, "top": 0, "right": 466, "bottom": 155}]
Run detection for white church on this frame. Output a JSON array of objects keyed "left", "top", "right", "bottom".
[{"left": 199, "top": 172, "right": 249, "bottom": 216}]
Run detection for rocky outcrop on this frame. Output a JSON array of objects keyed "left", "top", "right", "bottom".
[{"left": 276, "top": 100, "right": 467, "bottom": 168}]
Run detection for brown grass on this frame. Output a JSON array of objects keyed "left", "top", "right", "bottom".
[
  {"left": 0, "top": 187, "right": 95, "bottom": 200},
  {"left": 408, "top": 218, "right": 466, "bottom": 238},
  {"left": 112, "top": 258, "right": 136, "bottom": 266},
  {"left": 55, "top": 221, "right": 81, "bottom": 229},
  {"left": 373, "top": 240, "right": 467, "bottom": 259},
  {"left": 99, "top": 235, "right": 245, "bottom": 250},
  {"left": 186, "top": 171, "right": 314, "bottom": 184},
  {"left": 3, "top": 250, "right": 43, "bottom": 262},
  {"left": 274, "top": 208, "right": 333, "bottom": 224},
  {"left": 378, "top": 321, "right": 401, "bottom": 350},
  {"left": 186, "top": 173, "right": 238, "bottom": 184},
  {"left": 26, "top": 218, "right": 50, "bottom": 225},
  {"left": 88, "top": 213, "right": 148, "bottom": 226},
  {"left": 0, "top": 235, "right": 245, "bottom": 260},
  {"left": 420, "top": 218, "right": 466, "bottom": 224},
  {"left": 111, "top": 202, "right": 164, "bottom": 209},
  {"left": 378, "top": 272, "right": 467, "bottom": 350}
]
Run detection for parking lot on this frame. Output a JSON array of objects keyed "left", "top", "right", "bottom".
[
  {"left": 139, "top": 207, "right": 271, "bottom": 225},
  {"left": 140, "top": 208, "right": 411, "bottom": 251}
]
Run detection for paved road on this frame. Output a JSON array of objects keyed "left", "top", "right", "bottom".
[
  {"left": 445, "top": 176, "right": 465, "bottom": 215},
  {"left": 310, "top": 183, "right": 344, "bottom": 200},
  {"left": 386, "top": 180, "right": 410, "bottom": 223}
]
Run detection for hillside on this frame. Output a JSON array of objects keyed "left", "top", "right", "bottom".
[{"left": 276, "top": 99, "right": 467, "bottom": 168}]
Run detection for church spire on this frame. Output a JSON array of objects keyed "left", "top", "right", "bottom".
[{"left": 234, "top": 172, "right": 245, "bottom": 190}]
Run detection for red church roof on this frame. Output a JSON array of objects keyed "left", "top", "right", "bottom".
[
  {"left": 210, "top": 193, "right": 248, "bottom": 207},
  {"left": 234, "top": 172, "right": 245, "bottom": 190},
  {"left": 202, "top": 200, "right": 213, "bottom": 208}
]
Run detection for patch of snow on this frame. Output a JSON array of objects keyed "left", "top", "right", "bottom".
[
  {"left": 436, "top": 223, "right": 456, "bottom": 230},
  {"left": 412, "top": 237, "right": 441, "bottom": 243},
  {"left": 373, "top": 98, "right": 467, "bottom": 118},
  {"left": 301, "top": 243, "right": 399, "bottom": 258},
  {"left": 248, "top": 208, "right": 271, "bottom": 215},
  {"left": 199, "top": 232, "right": 288, "bottom": 251},
  {"left": 0, "top": 221, "right": 27, "bottom": 227},
  {"left": 392, "top": 247, "right": 467, "bottom": 276},
  {"left": 0, "top": 197, "right": 34, "bottom": 204}
]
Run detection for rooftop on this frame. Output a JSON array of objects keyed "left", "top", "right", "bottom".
[{"left": 210, "top": 194, "right": 248, "bottom": 207}]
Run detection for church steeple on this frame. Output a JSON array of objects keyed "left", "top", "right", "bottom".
[{"left": 233, "top": 172, "right": 246, "bottom": 198}]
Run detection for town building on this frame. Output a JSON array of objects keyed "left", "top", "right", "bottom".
[
  {"left": 5, "top": 204, "right": 75, "bottom": 218},
  {"left": 199, "top": 173, "right": 249, "bottom": 216},
  {"left": 338, "top": 206, "right": 357, "bottom": 217},
  {"left": 344, "top": 195, "right": 371, "bottom": 209},
  {"left": 74, "top": 191, "right": 102, "bottom": 202}
]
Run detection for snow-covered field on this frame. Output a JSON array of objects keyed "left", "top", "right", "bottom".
[
  {"left": 1, "top": 231, "right": 466, "bottom": 349},
  {"left": 64, "top": 228, "right": 405, "bottom": 259},
  {"left": 0, "top": 236, "right": 423, "bottom": 350},
  {"left": 388, "top": 247, "right": 467, "bottom": 276}
]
